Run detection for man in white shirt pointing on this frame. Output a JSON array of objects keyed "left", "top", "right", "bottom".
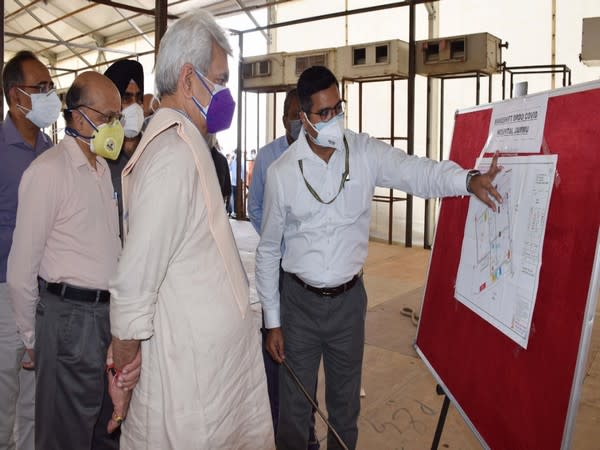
[{"left": 255, "top": 65, "right": 501, "bottom": 450}]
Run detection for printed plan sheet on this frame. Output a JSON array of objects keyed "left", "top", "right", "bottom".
[{"left": 455, "top": 155, "right": 558, "bottom": 348}]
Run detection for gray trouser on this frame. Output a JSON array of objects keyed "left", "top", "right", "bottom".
[
  {"left": 276, "top": 272, "right": 367, "bottom": 450},
  {"left": 35, "top": 286, "right": 118, "bottom": 450},
  {"left": 0, "top": 282, "right": 35, "bottom": 450}
]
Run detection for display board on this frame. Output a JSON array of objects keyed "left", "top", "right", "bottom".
[{"left": 415, "top": 80, "right": 600, "bottom": 450}]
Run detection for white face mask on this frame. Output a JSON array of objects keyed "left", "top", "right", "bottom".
[
  {"left": 121, "top": 103, "right": 144, "bottom": 138},
  {"left": 18, "top": 89, "right": 62, "bottom": 129},
  {"left": 305, "top": 112, "right": 345, "bottom": 149}
]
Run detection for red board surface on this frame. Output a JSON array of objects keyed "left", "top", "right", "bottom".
[{"left": 416, "top": 83, "right": 600, "bottom": 450}]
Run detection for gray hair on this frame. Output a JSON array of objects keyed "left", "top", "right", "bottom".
[{"left": 155, "top": 9, "right": 232, "bottom": 96}]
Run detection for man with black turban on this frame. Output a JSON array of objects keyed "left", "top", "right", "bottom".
[{"left": 104, "top": 59, "right": 145, "bottom": 241}]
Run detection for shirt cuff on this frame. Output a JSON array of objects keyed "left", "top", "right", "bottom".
[
  {"left": 110, "top": 292, "right": 157, "bottom": 340},
  {"left": 456, "top": 169, "right": 471, "bottom": 196},
  {"left": 263, "top": 306, "right": 280, "bottom": 329}
]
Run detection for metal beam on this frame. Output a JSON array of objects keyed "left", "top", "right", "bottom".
[
  {"left": 13, "top": 0, "right": 93, "bottom": 67},
  {"left": 233, "top": 0, "right": 268, "bottom": 41},
  {"left": 4, "top": 0, "right": 41, "bottom": 20},
  {"left": 406, "top": 0, "right": 416, "bottom": 248},
  {"left": 154, "top": 0, "right": 168, "bottom": 56},
  {"left": 90, "top": 0, "right": 178, "bottom": 20},
  {"left": 5, "top": 32, "right": 138, "bottom": 55},
  {"left": 114, "top": 8, "right": 154, "bottom": 48},
  {"left": 236, "top": 0, "right": 436, "bottom": 34},
  {"left": 51, "top": 50, "right": 156, "bottom": 79}
]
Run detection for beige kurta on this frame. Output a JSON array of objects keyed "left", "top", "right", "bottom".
[{"left": 109, "top": 108, "right": 273, "bottom": 450}]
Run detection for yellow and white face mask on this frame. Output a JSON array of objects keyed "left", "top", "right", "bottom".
[{"left": 66, "top": 108, "right": 125, "bottom": 160}]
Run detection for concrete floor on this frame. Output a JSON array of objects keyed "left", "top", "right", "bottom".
[{"left": 231, "top": 220, "right": 600, "bottom": 449}]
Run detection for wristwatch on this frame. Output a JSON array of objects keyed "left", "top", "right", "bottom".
[{"left": 466, "top": 169, "right": 481, "bottom": 193}]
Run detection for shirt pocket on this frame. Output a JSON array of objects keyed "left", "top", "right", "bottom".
[{"left": 340, "top": 181, "right": 371, "bottom": 220}]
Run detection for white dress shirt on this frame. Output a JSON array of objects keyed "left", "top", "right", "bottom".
[{"left": 255, "top": 129, "right": 470, "bottom": 329}]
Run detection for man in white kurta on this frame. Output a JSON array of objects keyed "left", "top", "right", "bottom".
[{"left": 107, "top": 9, "right": 273, "bottom": 450}]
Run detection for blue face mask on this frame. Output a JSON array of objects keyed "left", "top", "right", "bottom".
[
  {"left": 288, "top": 119, "right": 302, "bottom": 141},
  {"left": 192, "top": 69, "right": 236, "bottom": 133}
]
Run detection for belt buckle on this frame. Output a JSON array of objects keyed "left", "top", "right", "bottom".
[{"left": 321, "top": 288, "right": 335, "bottom": 297}]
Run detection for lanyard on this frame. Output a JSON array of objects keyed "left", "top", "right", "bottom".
[{"left": 298, "top": 136, "right": 350, "bottom": 205}]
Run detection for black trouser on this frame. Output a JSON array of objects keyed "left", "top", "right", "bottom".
[
  {"left": 34, "top": 287, "right": 118, "bottom": 450},
  {"left": 276, "top": 272, "right": 367, "bottom": 450}
]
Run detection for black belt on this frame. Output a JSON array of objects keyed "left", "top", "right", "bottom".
[
  {"left": 289, "top": 271, "right": 362, "bottom": 298},
  {"left": 42, "top": 279, "right": 110, "bottom": 303}
]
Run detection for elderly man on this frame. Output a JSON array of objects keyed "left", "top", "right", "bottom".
[
  {"left": 7, "top": 71, "right": 139, "bottom": 450},
  {"left": 0, "top": 50, "right": 59, "bottom": 450},
  {"left": 104, "top": 60, "right": 145, "bottom": 241},
  {"left": 256, "top": 65, "right": 502, "bottom": 450},
  {"left": 107, "top": 9, "right": 273, "bottom": 449}
]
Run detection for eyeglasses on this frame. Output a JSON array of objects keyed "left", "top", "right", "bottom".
[
  {"left": 74, "top": 105, "right": 123, "bottom": 124},
  {"left": 17, "top": 82, "right": 55, "bottom": 94},
  {"left": 307, "top": 100, "right": 345, "bottom": 121}
]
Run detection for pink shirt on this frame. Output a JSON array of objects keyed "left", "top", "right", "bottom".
[{"left": 7, "top": 135, "right": 121, "bottom": 348}]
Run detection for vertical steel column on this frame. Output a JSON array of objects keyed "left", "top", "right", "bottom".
[
  {"left": 358, "top": 82, "right": 363, "bottom": 133},
  {"left": 406, "top": 0, "right": 416, "bottom": 248},
  {"left": 488, "top": 74, "right": 492, "bottom": 103},
  {"left": 272, "top": 92, "right": 277, "bottom": 140},
  {"left": 154, "top": 0, "right": 168, "bottom": 56},
  {"left": 236, "top": 33, "right": 244, "bottom": 219},
  {"left": 424, "top": 76, "right": 432, "bottom": 249},
  {"left": 388, "top": 76, "right": 395, "bottom": 245},
  {"left": 476, "top": 72, "right": 480, "bottom": 105},
  {"left": 439, "top": 78, "right": 444, "bottom": 162},
  {"left": 502, "top": 64, "right": 506, "bottom": 100}
]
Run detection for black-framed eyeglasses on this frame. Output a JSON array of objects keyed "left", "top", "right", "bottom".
[
  {"left": 73, "top": 104, "right": 123, "bottom": 124},
  {"left": 17, "top": 82, "right": 55, "bottom": 94},
  {"left": 307, "top": 100, "right": 345, "bottom": 121}
]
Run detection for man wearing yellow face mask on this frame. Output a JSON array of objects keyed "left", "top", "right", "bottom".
[{"left": 7, "top": 71, "right": 141, "bottom": 450}]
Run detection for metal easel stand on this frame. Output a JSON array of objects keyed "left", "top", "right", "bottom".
[{"left": 431, "top": 384, "right": 451, "bottom": 450}]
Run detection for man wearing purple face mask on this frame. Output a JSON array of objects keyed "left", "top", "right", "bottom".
[{"left": 106, "top": 9, "right": 273, "bottom": 449}]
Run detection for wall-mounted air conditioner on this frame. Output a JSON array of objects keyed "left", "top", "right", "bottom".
[
  {"left": 241, "top": 53, "right": 286, "bottom": 92},
  {"left": 581, "top": 17, "right": 600, "bottom": 66},
  {"left": 337, "top": 39, "right": 409, "bottom": 80},
  {"left": 416, "top": 32, "right": 502, "bottom": 76},
  {"left": 283, "top": 48, "right": 337, "bottom": 85}
]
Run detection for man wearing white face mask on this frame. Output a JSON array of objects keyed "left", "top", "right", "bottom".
[
  {"left": 0, "top": 50, "right": 58, "bottom": 450},
  {"left": 7, "top": 71, "right": 141, "bottom": 450},
  {"left": 248, "top": 88, "right": 320, "bottom": 450},
  {"left": 104, "top": 59, "right": 146, "bottom": 241},
  {"left": 256, "top": 65, "right": 504, "bottom": 450}
]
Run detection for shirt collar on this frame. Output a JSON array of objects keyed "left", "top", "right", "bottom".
[
  {"left": 2, "top": 112, "right": 51, "bottom": 149},
  {"left": 62, "top": 134, "right": 108, "bottom": 176}
]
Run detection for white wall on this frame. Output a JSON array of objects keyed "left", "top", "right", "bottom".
[{"left": 269, "top": 0, "right": 600, "bottom": 245}]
